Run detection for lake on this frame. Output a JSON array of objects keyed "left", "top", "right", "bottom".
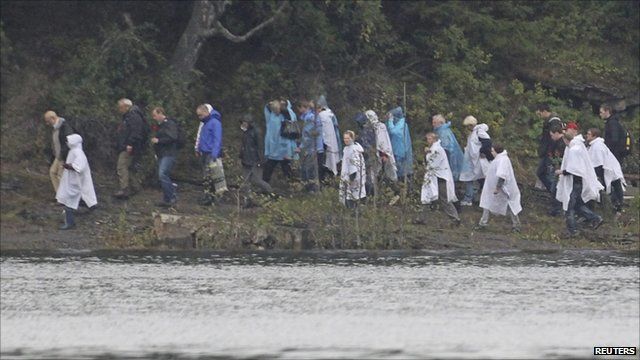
[{"left": 1, "top": 250, "right": 638, "bottom": 359}]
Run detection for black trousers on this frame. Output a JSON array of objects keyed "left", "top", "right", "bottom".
[{"left": 262, "top": 159, "right": 292, "bottom": 183}]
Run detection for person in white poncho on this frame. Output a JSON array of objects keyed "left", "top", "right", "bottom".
[
  {"left": 459, "top": 116, "right": 493, "bottom": 206},
  {"left": 552, "top": 131, "right": 604, "bottom": 236},
  {"left": 477, "top": 144, "right": 521, "bottom": 232},
  {"left": 420, "top": 132, "right": 460, "bottom": 225},
  {"left": 339, "top": 131, "right": 366, "bottom": 208},
  {"left": 55, "top": 134, "right": 98, "bottom": 230},
  {"left": 586, "top": 128, "right": 626, "bottom": 214},
  {"left": 316, "top": 96, "right": 341, "bottom": 181}
]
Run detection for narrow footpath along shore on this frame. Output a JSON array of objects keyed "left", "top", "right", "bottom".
[{"left": 1, "top": 163, "right": 638, "bottom": 252}]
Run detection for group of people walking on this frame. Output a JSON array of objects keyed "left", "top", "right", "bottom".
[{"left": 44, "top": 97, "right": 629, "bottom": 237}]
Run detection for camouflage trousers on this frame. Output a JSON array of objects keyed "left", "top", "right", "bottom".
[{"left": 202, "top": 156, "right": 228, "bottom": 197}]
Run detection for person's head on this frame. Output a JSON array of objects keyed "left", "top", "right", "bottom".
[
  {"left": 586, "top": 127, "right": 601, "bottom": 143},
  {"left": 151, "top": 107, "right": 166, "bottom": 123},
  {"left": 599, "top": 104, "right": 613, "bottom": 120},
  {"left": 240, "top": 114, "right": 253, "bottom": 131},
  {"left": 296, "top": 99, "right": 311, "bottom": 115},
  {"left": 549, "top": 123, "right": 564, "bottom": 141},
  {"left": 425, "top": 132, "right": 438, "bottom": 146},
  {"left": 365, "top": 110, "right": 379, "bottom": 124},
  {"left": 343, "top": 130, "right": 355, "bottom": 146},
  {"left": 117, "top": 98, "right": 133, "bottom": 114},
  {"left": 535, "top": 103, "right": 552, "bottom": 119},
  {"left": 491, "top": 143, "right": 504, "bottom": 158},
  {"left": 196, "top": 104, "right": 211, "bottom": 120},
  {"left": 268, "top": 100, "right": 282, "bottom": 115},
  {"left": 43, "top": 110, "right": 58, "bottom": 126},
  {"left": 462, "top": 115, "right": 477, "bottom": 131},
  {"left": 432, "top": 114, "right": 446, "bottom": 129},
  {"left": 565, "top": 122, "right": 580, "bottom": 137},
  {"left": 562, "top": 131, "right": 574, "bottom": 145},
  {"left": 354, "top": 112, "right": 367, "bottom": 128},
  {"left": 389, "top": 106, "right": 403, "bottom": 121}
]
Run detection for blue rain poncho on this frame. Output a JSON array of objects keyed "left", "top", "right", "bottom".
[
  {"left": 434, "top": 122, "right": 464, "bottom": 181},
  {"left": 386, "top": 107, "right": 414, "bottom": 178},
  {"left": 264, "top": 100, "right": 298, "bottom": 161}
]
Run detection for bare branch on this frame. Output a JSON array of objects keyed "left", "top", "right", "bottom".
[{"left": 214, "top": 1, "right": 288, "bottom": 43}]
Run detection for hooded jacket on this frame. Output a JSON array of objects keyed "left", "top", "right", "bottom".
[
  {"left": 433, "top": 121, "right": 464, "bottom": 181},
  {"left": 197, "top": 108, "right": 223, "bottom": 160},
  {"left": 340, "top": 142, "right": 367, "bottom": 203},
  {"left": 117, "top": 105, "right": 147, "bottom": 153},
  {"left": 240, "top": 117, "right": 266, "bottom": 167},
  {"left": 56, "top": 134, "right": 97, "bottom": 210},
  {"left": 386, "top": 107, "right": 413, "bottom": 177},
  {"left": 556, "top": 134, "right": 603, "bottom": 211}
]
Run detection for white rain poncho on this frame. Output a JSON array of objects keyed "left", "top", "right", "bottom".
[
  {"left": 459, "top": 123, "right": 491, "bottom": 182},
  {"left": 56, "top": 134, "right": 98, "bottom": 210},
  {"left": 365, "top": 110, "right": 397, "bottom": 179},
  {"left": 339, "top": 142, "right": 367, "bottom": 204},
  {"left": 588, "top": 137, "right": 626, "bottom": 194},
  {"left": 479, "top": 150, "right": 522, "bottom": 216},
  {"left": 318, "top": 108, "right": 340, "bottom": 175},
  {"left": 556, "top": 134, "right": 603, "bottom": 211},
  {"left": 421, "top": 139, "right": 457, "bottom": 204}
]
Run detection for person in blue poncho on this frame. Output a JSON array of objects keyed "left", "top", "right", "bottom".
[
  {"left": 263, "top": 99, "right": 298, "bottom": 183},
  {"left": 386, "top": 106, "right": 414, "bottom": 185},
  {"left": 432, "top": 114, "right": 464, "bottom": 181}
]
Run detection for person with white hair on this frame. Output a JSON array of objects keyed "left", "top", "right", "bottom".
[
  {"left": 43, "top": 110, "right": 76, "bottom": 194},
  {"left": 339, "top": 130, "right": 366, "bottom": 208},
  {"left": 56, "top": 134, "right": 97, "bottom": 230},
  {"left": 196, "top": 103, "right": 227, "bottom": 206},
  {"left": 114, "top": 98, "right": 148, "bottom": 199},
  {"left": 459, "top": 115, "right": 493, "bottom": 206}
]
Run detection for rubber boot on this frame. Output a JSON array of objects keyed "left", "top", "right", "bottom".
[{"left": 60, "top": 207, "right": 76, "bottom": 230}]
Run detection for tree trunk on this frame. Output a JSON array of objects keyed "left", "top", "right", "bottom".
[{"left": 170, "top": 1, "right": 212, "bottom": 79}]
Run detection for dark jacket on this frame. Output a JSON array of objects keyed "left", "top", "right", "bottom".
[
  {"left": 154, "top": 118, "right": 179, "bottom": 158},
  {"left": 604, "top": 113, "right": 626, "bottom": 160},
  {"left": 56, "top": 120, "right": 76, "bottom": 162},
  {"left": 240, "top": 123, "right": 265, "bottom": 167},
  {"left": 537, "top": 115, "right": 563, "bottom": 158},
  {"left": 117, "top": 105, "right": 147, "bottom": 153}
]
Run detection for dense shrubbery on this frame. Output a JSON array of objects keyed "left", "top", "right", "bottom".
[{"left": 1, "top": 1, "right": 638, "bottom": 180}]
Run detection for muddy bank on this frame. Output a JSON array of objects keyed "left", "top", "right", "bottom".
[{"left": 1, "top": 163, "right": 638, "bottom": 252}]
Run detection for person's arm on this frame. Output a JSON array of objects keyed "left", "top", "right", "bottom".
[
  {"left": 494, "top": 177, "right": 505, "bottom": 194},
  {"left": 594, "top": 165, "right": 605, "bottom": 185},
  {"left": 156, "top": 121, "right": 178, "bottom": 144},
  {"left": 255, "top": 127, "right": 266, "bottom": 164},
  {"left": 125, "top": 113, "right": 144, "bottom": 148},
  {"left": 210, "top": 121, "right": 222, "bottom": 160}
]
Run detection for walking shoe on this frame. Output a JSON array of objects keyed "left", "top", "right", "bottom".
[
  {"left": 198, "top": 196, "right": 214, "bottom": 206},
  {"left": 155, "top": 200, "right": 175, "bottom": 208},
  {"left": 460, "top": 201, "right": 472, "bottom": 206},
  {"left": 511, "top": 226, "right": 521, "bottom": 233},
  {"left": 473, "top": 224, "right": 488, "bottom": 231},
  {"left": 547, "top": 209, "right": 562, "bottom": 217},
  {"left": 451, "top": 219, "right": 462, "bottom": 227},
  {"left": 591, "top": 217, "right": 604, "bottom": 230}
]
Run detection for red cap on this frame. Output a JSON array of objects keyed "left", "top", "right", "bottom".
[{"left": 566, "top": 122, "right": 579, "bottom": 131}]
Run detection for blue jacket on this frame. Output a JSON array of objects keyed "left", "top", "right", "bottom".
[
  {"left": 300, "top": 109, "right": 324, "bottom": 154},
  {"left": 434, "top": 122, "right": 464, "bottom": 181},
  {"left": 264, "top": 101, "right": 297, "bottom": 161},
  {"left": 387, "top": 116, "right": 414, "bottom": 177},
  {"left": 197, "top": 109, "right": 223, "bottom": 160}
]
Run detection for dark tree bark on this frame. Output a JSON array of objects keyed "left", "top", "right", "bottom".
[{"left": 170, "top": 0, "right": 287, "bottom": 79}]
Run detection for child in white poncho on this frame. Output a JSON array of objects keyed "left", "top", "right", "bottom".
[
  {"left": 55, "top": 134, "right": 98, "bottom": 230},
  {"left": 586, "top": 128, "right": 626, "bottom": 214},
  {"left": 339, "top": 131, "right": 366, "bottom": 208},
  {"left": 477, "top": 144, "right": 521, "bottom": 232}
]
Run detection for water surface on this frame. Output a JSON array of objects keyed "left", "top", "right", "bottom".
[{"left": 1, "top": 250, "right": 638, "bottom": 359}]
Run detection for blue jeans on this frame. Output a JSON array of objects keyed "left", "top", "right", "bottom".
[
  {"left": 463, "top": 179, "right": 484, "bottom": 203},
  {"left": 158, "top": 156, "right": 176, "bottom": 202},
  {"left": 537, "top": 156, "right": 562, "bottom": 214},
  {"left": 566, "top": 178, "right": 600, "bottom": 233}
]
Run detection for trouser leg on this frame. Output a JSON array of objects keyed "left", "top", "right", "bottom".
[
  {"left": 49, "top": 158, "right": 64, "bottom": 193},
  {"left": 537, "top": 157, "right": 553, "bottom": 192},
  {"left": 610, "top": 179, "right": 624, "bottom": 212},
  {"left": 158, "top": 156, "right": 176, "bottom": 202},
  {"left": 262, "top": 159, "right": 278, "bottom": 183},
  {"left": 463, "top": 181, "right": 475, "bottom": 202},
  {"left": 116, "top": 151, "right": 132, "bottom": 190},
  {"left": 280, "top": 159, "right": 293, "bottom": 179},
  {"left": 250, "top": 165, "right": 273, "bottom": 194},
  {"left": 479, "top": 209, "right": 490, "bottom": 226},
  {"left": 438, "top": 179, "right": 459, "bottom": 220},
  {"left": 508, "top": 207, "right": 521, "bottom": 228},
  {"left": 566, "top": 181, "right": 581, "bottom": 233}
]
